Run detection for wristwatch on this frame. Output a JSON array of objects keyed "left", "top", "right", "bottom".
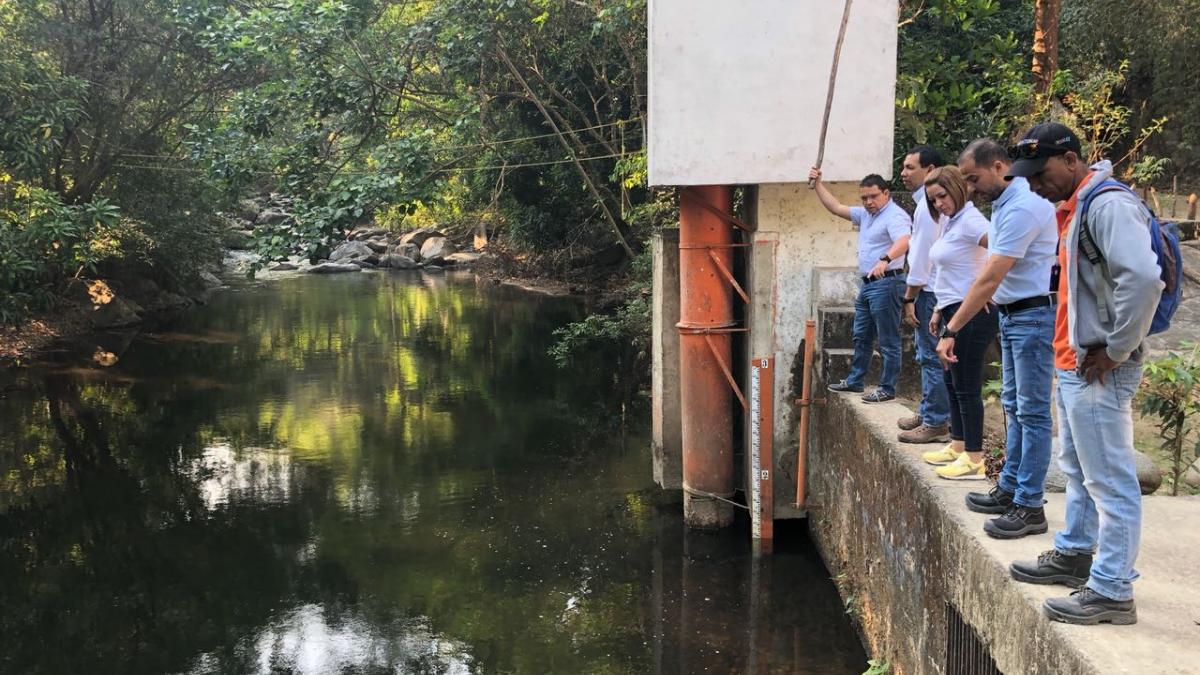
[
  {"left": 940, "top": 326, "right": 958, "bottom": 339},
  {"left": 902, "top": 297, "right": 916, "bottom": 304},
  {"left": 879, "top": 254, "right": 892, "bottom": 262}
]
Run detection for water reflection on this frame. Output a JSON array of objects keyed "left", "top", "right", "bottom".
[
  {"left": 184, "top": 605, "right": 474, "bottom": 675},
  {"left": 0, "top": 272, "right": 864, "bottom": 673}
]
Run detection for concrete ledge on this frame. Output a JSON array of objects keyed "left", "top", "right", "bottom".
[{"left": 808, "top": 391, "right": 1200, "bottom": 675}]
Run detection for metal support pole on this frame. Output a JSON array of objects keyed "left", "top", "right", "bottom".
[{"left": 678, "top": 184, "right": 735, "bottom": 529}]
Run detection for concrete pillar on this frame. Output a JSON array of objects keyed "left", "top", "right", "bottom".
[{"left": 652, "top": 229, "right": 682, "bottom": 489}]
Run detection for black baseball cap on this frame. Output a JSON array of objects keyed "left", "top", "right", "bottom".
[{"left": 1006, "top": 122, "right": 1083, "bottom": 178}]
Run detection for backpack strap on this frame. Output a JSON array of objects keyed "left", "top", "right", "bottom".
[{"left": 1078, "top": 180, "right": 1138, "bottom": 324}]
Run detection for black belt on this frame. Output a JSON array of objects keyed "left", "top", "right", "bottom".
[
  {"left": 861, "top": 269, "right": 905, "bottom": 284},
  {"left": 997, "top": 294, "right": 1056, "bottom": 316}
]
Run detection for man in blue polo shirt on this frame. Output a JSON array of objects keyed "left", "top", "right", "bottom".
[
  {"left": 936, "top": 139, "right": 1058, "bottom": 537},
  {"left": 809, "top": 168, "right": 912, "bottom": 403}
]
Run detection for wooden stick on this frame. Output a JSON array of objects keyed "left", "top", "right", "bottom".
[
  {"left": 1151, "top": 186, "right": 1162, "bottom": 214},
  {"left": 810, "top": 0, "right": 855, "bottom": 189},
  {"left": 1172, "top": 175, "right": 1179, "bottom": 217},
  {"left": 1189, "top": 193, "right": 1197, "bottom": 221}
]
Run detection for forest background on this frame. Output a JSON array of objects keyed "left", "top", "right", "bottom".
[{"left": 2, "top": 0, "right": 1196, "bottom": 357}]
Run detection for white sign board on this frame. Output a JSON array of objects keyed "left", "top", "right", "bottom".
[{"left": 648, "top": 0, "right": 899, "bottom": 186}]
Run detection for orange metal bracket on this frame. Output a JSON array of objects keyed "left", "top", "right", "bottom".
[
  {"left": 703, "top": 333, "right": 748, "bottom": 411},
  {"left": 680, "top": 186, "right": 755, "bottom": 233},
  {"left": 707, "top": 249, "right": 750, "bottom": 304}
]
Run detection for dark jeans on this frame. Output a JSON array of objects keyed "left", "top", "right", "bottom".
[
  {"left": 941, "top": 303, "right": 999, "bottom": 452},
  {"left": 846, "top": 275, "right": 905, "bottom": 395}
]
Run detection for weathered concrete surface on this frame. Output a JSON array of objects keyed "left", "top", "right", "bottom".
[
  {"left": 652, "top": 229, "right": 682, "bottom": 490},
  {"left": 750, "top": 183, "right": 863, "bottom": 518},
  {"left": 648, "top": 0, "right": 898, "bottom": 185},
  {"left": 809, "top": 391, "right": 1200, "bottom": 675}
]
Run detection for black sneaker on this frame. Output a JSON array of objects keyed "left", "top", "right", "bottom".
[
  {"left": 1010, "top": 549, "right": 1093, "bottom": 586},
  {"left": 965, "top": 486, "right": 1014, "bottom": 514},
  {"left": 861, "top": 389, "right": 895, "bottom": 403},
  {"left": 827, "top": 380, "right": 864, "bottom": 393},
  {"left": 983, "top": 504, "right": 1048, "bottom": 539},
  {"left": 1044, "top": 587, "right": 1137, "bottom": 626}
]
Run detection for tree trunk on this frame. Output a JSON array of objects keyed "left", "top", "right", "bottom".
[
  {"left": 496, "top": 45, "right": 635, "bottom": 260},
  {"left": 1032, "top": 0, "right": 1062, "bottom": 97}
]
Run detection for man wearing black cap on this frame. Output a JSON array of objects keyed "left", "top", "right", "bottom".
[
  {"left": 936, "top": 139, "right": 1058, "bottom": 525},
  {"left": 1006, "top": 122, "right": 1162, "bottom": 626}
]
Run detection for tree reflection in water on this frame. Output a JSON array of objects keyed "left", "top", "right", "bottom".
[{"left": 0, "top": 272, "right": 864, "bottom": 674}]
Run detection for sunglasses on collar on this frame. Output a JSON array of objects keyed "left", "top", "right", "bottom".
[{"left": 1008, "top": 138, "right": 1070, "bottom": 160}]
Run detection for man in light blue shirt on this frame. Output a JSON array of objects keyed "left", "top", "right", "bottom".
[
  {"left": 809, "top": 168, "right": 912, "bottom": 403},
  {"left": 937, "top": 139, "right": 1058, "bottom": 539},
  {"left": 898, "top": 145, "right": 952, "bottom": 444}
]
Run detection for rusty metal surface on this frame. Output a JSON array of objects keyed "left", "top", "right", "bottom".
[{"left": 679, "top": 185, "right": 736, "bottom": 504}]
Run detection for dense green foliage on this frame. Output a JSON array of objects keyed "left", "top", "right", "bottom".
[
  {"left": 2, "top": 0, "right": 1198, "bottom": 328},
  {"left": 1139, "top": 344, "right": 1200, "bottom": 495}
]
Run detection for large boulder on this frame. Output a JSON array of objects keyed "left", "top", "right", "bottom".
[
  {"left": 390, "top": 243, "right": 421, "bottom": 260},
  {"left": 444, "top": 251, "right": 482, "bottom": 267},
  {"left": 307, "top": 262, "right": 362, "bottom": 274},
  {"left": 236, "top": 198, "right": 264, "bottom": 222},
  {"left": 1134, "top": 450, "right": 1163, "bottom": 494},
  {"left": 329, "top": 240, "right": 374, "bottom": 263},
  {"left": 1184, "top": 457, "right": 1200, "bottom": 489},
  {"left": 147, "top": 291, "right": 193, "bottom": 311},
  {"left": 269, "top": 262, "right": 299, "bottom": 271},
  {"left": 256, "top": 207, "right": 289, "bottom": 225},
  {"left": 349, "top": 227, "right": 389, "bottom": 241},
  {"left": 379, "top": 254, "right": 418, "bottom": 269},
  {"left": 419, "top": 236, "right": 457, "bottom": 263},
  {"left": 1045, "top": 447, "right": 1162, "bottom": 495},
  {"left": 91, "top": 296, "right": 144, "bottom": 329},
  {"left": 198, "top": 270, "right": 224, "bottom": 289},
  {"left": 399, "top": 228, "right": 445, "bottom": 248},
  {"left": 365, "top": 239, "right": 389, "bottom": 254}
]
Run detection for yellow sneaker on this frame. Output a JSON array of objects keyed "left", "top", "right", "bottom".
[
  {"left": 935, "top": 453, "right": 986, "bottom": 480},
  {"left": 922, "top": 443, "right": 960, "bottom": 466}
]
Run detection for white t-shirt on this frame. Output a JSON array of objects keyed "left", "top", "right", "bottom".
[
  {"left": 930, "top": 202, "right": 990, "bottom": 309},
  {"left": 906, "top": 186, "right": 942, "bottom": 288}
]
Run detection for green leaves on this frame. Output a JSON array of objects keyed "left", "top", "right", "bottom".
[
  {"left": 1138, "top": 344, "right": 1200, "bottom": 494},
  {"left": 896, "top": 1, "right": 1033, "bottom": 158}
]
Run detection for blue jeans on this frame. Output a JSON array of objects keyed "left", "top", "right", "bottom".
[
  {"left": 914, "top": 290, "right": 950, "bottom": 426},
  {"left": 1053, "top": 365, "right": 1143, "bottom": 601},
  {"left": 846, "top": 275, "right": 904, "bottom": 395},
  {"left": 996, "top": 305, "right": 1055, "bottom": 508}
]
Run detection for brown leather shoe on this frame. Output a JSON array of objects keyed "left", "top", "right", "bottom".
[
  {"left": 897, "top": 414, "right": 922, "bottom": 431},
  {"left": 897, "top": 424, "right": 951, "bottom": 444}
]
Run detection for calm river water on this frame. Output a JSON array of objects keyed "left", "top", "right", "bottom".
[{"left": 0, "top": 271, "right": 865, "bottom": 674}]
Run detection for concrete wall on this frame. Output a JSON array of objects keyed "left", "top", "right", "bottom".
[
  {"left": 647, "top": 0, "right": 899, "bottom": 186},
  {"left": 652, "top": 230, "right": 683, "bottom": 489},
  {"left": 747, "top": 183, "right": 863, "bottom": 517},
  {"left": 807, "top": 393, "right": 1098, "bottom": 675}
]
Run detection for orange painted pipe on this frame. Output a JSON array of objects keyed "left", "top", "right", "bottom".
[
  {"left": 678, "top": 185, "right": 735, "bottom": 528},
  {"left": 796, "top": 319, "right": 816, "bottom": 509}
]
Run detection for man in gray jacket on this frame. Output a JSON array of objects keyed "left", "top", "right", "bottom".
[{"left": 1006, "top": 123, "right": 1163, "bottom": 626}]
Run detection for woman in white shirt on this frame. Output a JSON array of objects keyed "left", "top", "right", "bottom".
[{"left": 923, "top": 166, "right": 997, "bottom": 480}]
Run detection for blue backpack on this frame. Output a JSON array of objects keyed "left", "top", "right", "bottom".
[{"left": 1078, "top": 179, "right": 1184, "bottom": 335}]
